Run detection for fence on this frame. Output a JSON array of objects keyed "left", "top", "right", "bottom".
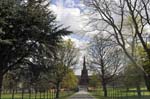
[
  {"left": 91, "top": 85, "right": 150, "bottom": 99},
  {"left": 0, "top": 87, "right": 73, "bottom": 99},
  {"left": 88, "top": 73, "right": 150, "bottom": 99}
]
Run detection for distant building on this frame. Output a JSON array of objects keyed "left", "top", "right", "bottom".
[{"left": 78, "top": 57, "right": 89, "bottom": 91}]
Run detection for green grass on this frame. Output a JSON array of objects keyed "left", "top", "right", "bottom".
[
  {"left": 90, "top": 87, "right": 150, "bottom": 99},
  {"left": 1, "top": 91, "right": 74, "bottom": 99},
  {"left": 1, "top": 92, "right": 53, "bottom": 99}
]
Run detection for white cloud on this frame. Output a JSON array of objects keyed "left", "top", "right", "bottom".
[
  {"left": 50, "top": 1, "right": 90, "bottom": 75},
  {"left": 64, "top": 0, "right": 76, "bottom": 7},
  {"left": 50, "top": 1, "right": 87, "bottom": 33},
  {"left": 62, "top": 35, "right": 88, "bottom": 49}
]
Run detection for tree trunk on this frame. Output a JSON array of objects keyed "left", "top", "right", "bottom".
[
  {"left": 56, "top": 82, "right": 60, "bottom": 99},
  {"left": 43, "top": 90, "right": 45, "bottom": 99},
  {"left": 21, "top": 88, "right": 24, "bottom": 99},
  {"left": 126, "top": 87, "right": 129, "bottom": 92},
  {"left": 28, "top": 88, "right": 31, "bottom": 99},
  {"left": 136, "top": 85, "right": 141, "bottom": 97},
  {"left": 102, "top": 82, "right": 107, "bottom": 97},
  {"left": 40, "top": 91, "right": 41, "bottom": 99},
  {"left": 15, "top": 82, "right": 17, "bottom": 94},
  {"left": 144, "top": 73, "right": 150, "bottom": 91},
  {"left": 0, "top": 73, "right": 3, "bottom": 99},
  {"left": 12, "top": 89, "right": 15, "bottom": 99},
  {"left": 34, "top": 91, "right": 37, "bottom": 99},
  {"left": 47, "top": 90, "right": 49, "bottom": 99},
  {"left": 9, "top": 82, "right": 12, "bottom": 94}
]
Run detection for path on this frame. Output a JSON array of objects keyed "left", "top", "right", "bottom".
[{"left": 68, "top": 90, "right": 96, "bottom": 99}]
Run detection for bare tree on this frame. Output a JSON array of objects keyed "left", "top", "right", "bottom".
[
  {"left": 49, "top": 39, "right": 79, "bottom": 99},
  {"left": 84, "top": 0, "right": 150, "bottom": 90},
  {"left": 88, "top": 35, "right": 122, "bottom": 97}
]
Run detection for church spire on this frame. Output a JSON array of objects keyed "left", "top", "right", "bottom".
[
  {"left": 83, "top": 56, "right": 86, "bottom": 70},
  {"left": 79, "top": 56, "right": 89, "bottom": 86}
]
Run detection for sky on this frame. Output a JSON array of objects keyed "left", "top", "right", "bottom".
[
  {"left": 49, "top": 0, "right": 150, "bottom": 76},
  {"left": 50, "top": 0, "right": 90, "bottom": 75}
]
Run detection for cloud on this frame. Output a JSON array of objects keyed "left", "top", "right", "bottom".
[
  {"left": 50, "top": 0, "right": 89, "bottom": 75},
  {"left": 50, "top": 0, "right": 89, "bottom": 52},
  {"left": 62, "top": 35, "right": 89, "bottom": 50},
  {"left": 64, "top": 0, "right": 76, "bottom": 8},
  {"left": 50, "top": 0, "right": 87, "bottom": 33}
]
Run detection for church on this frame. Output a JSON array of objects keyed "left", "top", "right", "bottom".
[{"left": 78, "top": 57, "right": 89, "bottom": 91}]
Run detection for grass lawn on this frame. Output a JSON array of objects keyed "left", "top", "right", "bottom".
[
  {"left": 1, "top": 91, "right": 74, "bottom": 99},
  {"left": 90, "top": 87, "right": 150, "bottom": 99}
]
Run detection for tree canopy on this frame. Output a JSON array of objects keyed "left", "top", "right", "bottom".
[{"left": 0, "top": 0, "right": 71, "bottom": 96}]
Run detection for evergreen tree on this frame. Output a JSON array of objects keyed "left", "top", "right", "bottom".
[{"left": 0, "top": 0, "right": 71, "bottom": 97}]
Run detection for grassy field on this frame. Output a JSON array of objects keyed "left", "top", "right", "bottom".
[
  {"left": 1, "top": 91, "right": 73, "bottom": 99},
  {"left": 91, "top": 87, "right": 150, "bottom": 99}
]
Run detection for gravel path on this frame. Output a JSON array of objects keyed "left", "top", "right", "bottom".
[{"left": 67, "top": 91, "right": 96, "bottom": 99}]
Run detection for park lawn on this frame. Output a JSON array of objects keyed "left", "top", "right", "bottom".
[
  {"left": 90, "top": 87, "right": 150, "bottom": 99},
  {"left": 1, "top": 91, "right": 74, "bottom": 99},
  {"left": 1, "top": 92, "right": 54, "bottom": 99}
]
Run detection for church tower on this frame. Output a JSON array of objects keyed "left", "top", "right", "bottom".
[{"left": 79, "top": 56, "right": 89, "bottom": 86}]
